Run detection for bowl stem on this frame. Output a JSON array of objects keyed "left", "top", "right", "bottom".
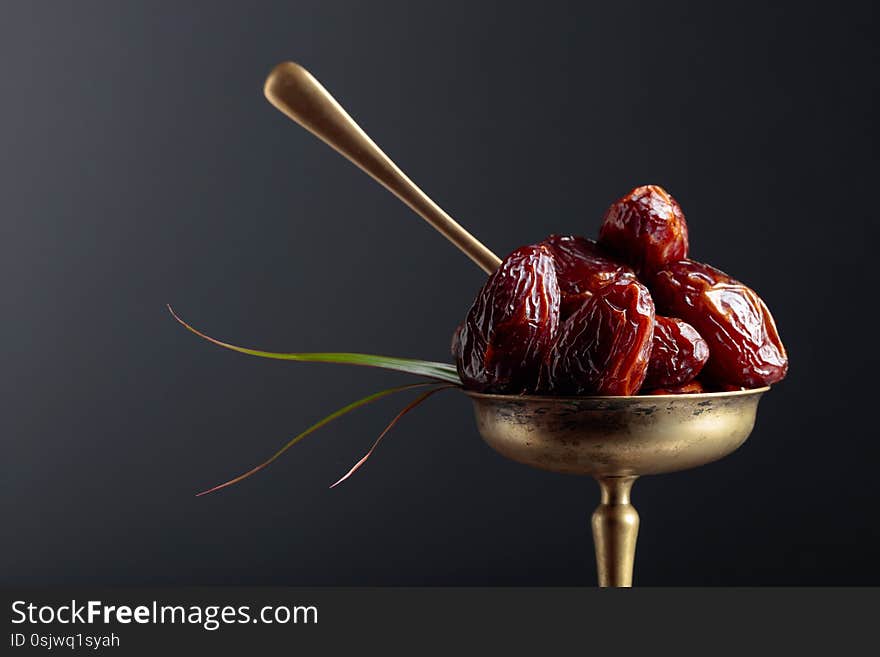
[{"left": 591, "top": 476, "right": 640, "bottom": 587}]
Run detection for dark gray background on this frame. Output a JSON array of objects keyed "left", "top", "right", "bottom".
[{"left": 3, "top": 0, "right": 877, "bottom": 585}]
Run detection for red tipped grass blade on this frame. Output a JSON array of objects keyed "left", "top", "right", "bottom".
[
  {"left": 330, "top": 385, "right": 456, "bottom": 489},
  {"left": 196, "top": 382, "right": 438, "bottom": 496}
]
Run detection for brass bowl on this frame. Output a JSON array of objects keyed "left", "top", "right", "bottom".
[
  {"left": 468, "top": 388, "right": 767, "bottom": 476},
  {"left": 466, "top": 387, "right": 769, "bottom": 586}
]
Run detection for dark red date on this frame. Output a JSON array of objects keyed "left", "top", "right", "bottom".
[
  {"left": 700, "top": 381, "right": 747, "bottom": 392},
  {"left": 650, "top": 260, "right": 788, "bottom": 388},
  {"left": 598, "top": 185, "right": 689, "bottom": 277},
  {"left": 643, "top": 380, "right": 706, "bottom": 395},
  {"left": 642, "top": 316, "right": 709, "bottom": 389},
  {"left": 455, "top": 244, "right": 561, "bottom": 393},
  {"left": 541, "top": 234, "right": 637, "bottom": 318},
  {"left": 543, "top": 279, "right": 655, "bottom": 396},
  {"left": 450, "top": 323, "right": 463, "bottom": 359}
]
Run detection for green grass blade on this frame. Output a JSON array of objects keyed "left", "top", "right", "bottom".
[
  {"left": 168, "top": 305, "right": 461, "bottom": 384},
  {"left": 196, "top": 382, "right": 439, "bottom": 496}
]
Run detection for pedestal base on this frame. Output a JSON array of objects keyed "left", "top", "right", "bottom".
[
  {"left": 591, "top": 476, "right": 639, "bottom": 588},
  {"left": 467, "top": 388, "right": 769, "bottom": 588}
]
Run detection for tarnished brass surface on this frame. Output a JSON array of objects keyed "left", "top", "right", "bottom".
[
  {"left": 467, "top": 388, "right": 768, "bottom": 586},
  {"left": 468, "top": 388, "right": 767, "bottom": 476}
]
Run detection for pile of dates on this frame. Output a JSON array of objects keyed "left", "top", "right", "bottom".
[{"left": 453, "top": 185, "right": 788, "bottom": 396}]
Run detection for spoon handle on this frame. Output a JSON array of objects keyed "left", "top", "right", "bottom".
[{"left": 264, "top": 62, "right": 501, "bottom": 274}]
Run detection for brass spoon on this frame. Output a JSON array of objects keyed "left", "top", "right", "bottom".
[{"left": 263, "top": 61, "right": 502, "bottom": 274}]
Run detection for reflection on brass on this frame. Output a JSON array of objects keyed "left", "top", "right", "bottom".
[
  {"left": 467, "top": 388, "right": 768, "bottom": 586},
  {"left": 263, "top": 61, "right": 502, "bottom": 274},
  {"left": 592, "top": 476, "right": 639, "bottom": 587}
]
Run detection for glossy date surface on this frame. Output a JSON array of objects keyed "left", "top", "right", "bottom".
[
  {"left": 455, "top": 244, "right": 560, "bottom": 393},
  {"left": 541, "top": 234, "right": 637, "bottom": 318},
  {"left": 543, "top": 279, "right": 655, "bottom": 395},
  {"left": 643, "top": 380, "right": 705, "bottom": 395},
  {"left": 643, "top": 316, "right": 709, "bottom": 389},
  {"left": 598, "top": 185, "right": 689, "bottom": 277},
  {"left": 650, "top": 260, "right": 788, "bottom": 388}
]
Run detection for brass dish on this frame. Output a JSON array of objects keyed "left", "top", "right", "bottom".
[
  {"left": 262, "top": 61, "right": 773, "bottom": 588},
  {"left": 467, "top": 388, "right": 769, "bottom": 586}
]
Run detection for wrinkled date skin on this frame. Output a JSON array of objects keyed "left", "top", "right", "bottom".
[
  {"left": 701, "top": 381, "right": 747, "bottom": 392},
  {"left": 543, "top": 279, "right": 655, "bottom": 395},
  {"left": 642, "top": 316, "right": 709, "bottom": 389},
  {"left": 643, "top": 380, "right": 706, "bottom": 395},
  {"left": 598, "top": 185, "right": 689, "bottom": 277},
  {"left": 541, "top": 234, "right": 637, "bottom": 318},
  {"left": 450, "top": 323, "right": 463, "bottom": 359},
  {"left": 455, "top": 244, "right": 561, "bottom": 393},
  {"left": 650, "top": 260, "right": 788, "bottom": 388}
]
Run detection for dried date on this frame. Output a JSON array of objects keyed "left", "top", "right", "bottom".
[
  {"left": 650, "top": 260, "right": 788, "bottom": 388},
  {"left": 598, "top": 185, "right": 689, "bottom": 277},
  {"left": 643, "top": 381, "right": 706, "bottom": 395},
  {"left": 700, "top": 381, "right": 747, "bottom": 392},
  {"left": 450, "top": 323, "right": 463, "bottom": 359},
  {"left": 642, "top": 316, "right": 709, "bottom": 389},
  {"left": 543, "top": 279, "right": 654, "bottom": 395},
  {"left": 455, "top": 244, "right": 561, "bottom": 393},
  {"left": 541, "top": 234, "right": 637, "bottom": 317}
]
